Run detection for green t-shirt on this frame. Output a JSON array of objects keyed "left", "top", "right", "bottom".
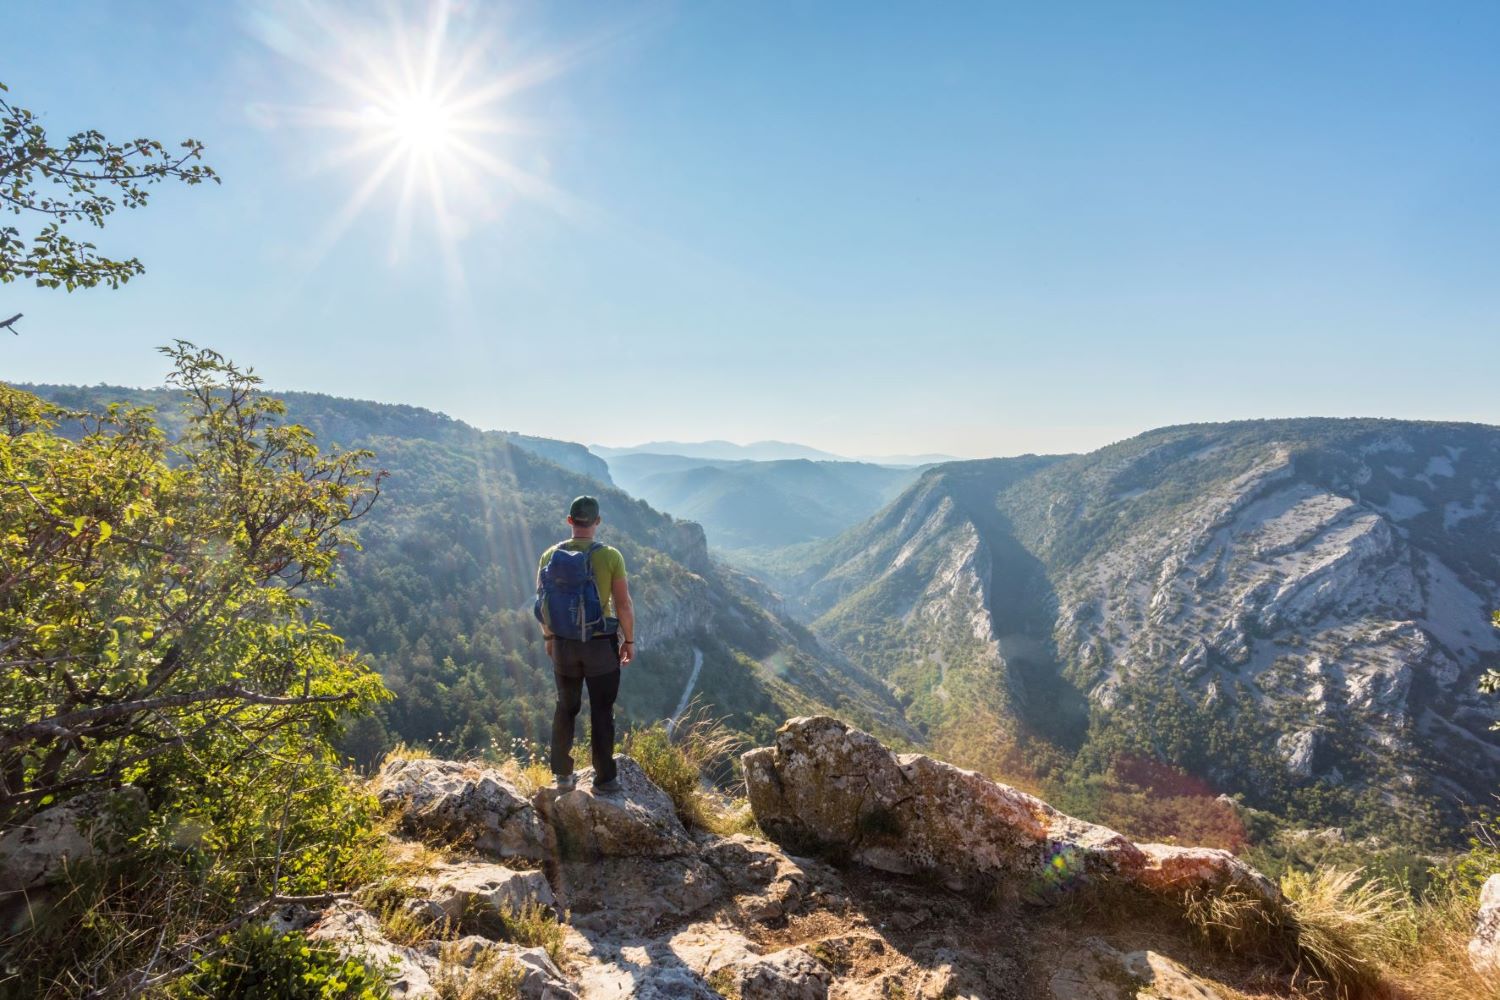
[{"left": 537, "top": 539, "right": 627, "bottom": 618}]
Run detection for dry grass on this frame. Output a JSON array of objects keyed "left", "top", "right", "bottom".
[
  {"left": 623, "top": 710, "right": 749, "bottom": 833},
  {"left": 1279, "top": 867, "right": 1409, "bottom": 996},
  {"left": 495, "top": 898, "right": 569, "bottom": 968},
  {"left": 1373, "top": 886, "right": 1500, "bottom": 1000},
  {"left": 492, "top": 754, "right": 555, "bottom": 797},
  {"left": 1181, "top": 884, "right": 1289, "bottom": 959},
  {"left": 374, "top": 898, "right": 458, "bottom": 947},
  {"left": 706, "top": 966, "right": 742, "bottom": 998},
  {"left": 1241, "top": 865, "right": 1500, "bottom": 1000},
  {"left": 431, "top": 941, "right": 524, "bottom": 1000}
]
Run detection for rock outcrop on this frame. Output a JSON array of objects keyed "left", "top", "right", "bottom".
[
  {"left": 0, "top": 786, "right": 145, "bottom": 892},
  {"left": 306, "top": 898, "right": 577, "bottom": 1000},
  {"left": 744, "top": 716, "right": 1277, "bottom": 906},
  {"left": 374, "top": 756, "right": 549, "bottom": 860},
  {"left": 1470, "top": 873, "right": 1500, "bottom": 975},
  {"left": 538, "top": 759, "right": 695, "bottom": 859},
  {"left": 285, "top": 723, "right": 1296, "bottom": 998},
  {"left": 1049, "top": 939, "right": 1232, "bottom": 1000}
]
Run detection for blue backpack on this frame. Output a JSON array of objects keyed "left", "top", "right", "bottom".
[{"left": 534, "top": 542, "right": 617, "bottom": 641}]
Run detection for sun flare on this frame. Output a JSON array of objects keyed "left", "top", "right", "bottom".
[
  {"left": 254, "top": 0, "right": 581, "bottom": 277},
  {"left": 374, "top": 93, "right": 455, "bottom": 153}
]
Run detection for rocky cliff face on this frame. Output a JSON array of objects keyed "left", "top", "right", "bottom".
[
  {"left": 1020, "top": 422, "right": 1500, "bottom": 817},
  {"left": 769, "top": 420, "right": 1500, "bottom": 830}
]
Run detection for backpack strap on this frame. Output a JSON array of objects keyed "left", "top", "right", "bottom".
[{"left": 583, "top": 542, "right": 603, "bottom": 582}]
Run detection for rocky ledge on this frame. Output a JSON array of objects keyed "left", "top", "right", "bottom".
[
  {"left": 342, "top": 717, "right": 1304, "bottom": 998},
  {"left": 2, "top": 717, "right": 1393, "bottom": 998}
]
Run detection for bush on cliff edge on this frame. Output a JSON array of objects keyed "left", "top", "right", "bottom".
[{"left": 0, "top": 347, "right": 391, "bottom": 997}]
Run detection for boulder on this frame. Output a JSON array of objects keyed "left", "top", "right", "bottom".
[
  {"left": 0, "top": 786, "right": 145, "bottom": 891},
  {"left": 743, "top": 717, "right": 1285, "bottom": 912},
  {"left": 538, "top": 757, "right": 694, "bottom": 860},
  {"left": 1136, "top": 843, "right": 1279, "bottom": 904},
  {"left": 1469, "top": 873, "right": 1500, "bottom": 975},
  {"left": 373, "top": 758, "right": 547, "bottom": 861},
  {"left": 1049, "top": 939, "right": 1231, "bottom": 999},
  {"left": 744, "top": 717, "right": 1144, "bottom": 890},
  {"left": 407, "top": 861, "right": 554, "bottom": 925}
]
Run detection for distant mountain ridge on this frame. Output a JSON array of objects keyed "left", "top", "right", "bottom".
[
  {"left": 606, "top": 453, "right": 926, "bottom": 551},
  {"left": 759, "top": 418, "right": 1500, "bottom": 842},
  {"left": 593, "top": 439, "right": 845, "bottom": 462},
  {"left": 593, "top": 438, "right": 963, "bottom": 465}
]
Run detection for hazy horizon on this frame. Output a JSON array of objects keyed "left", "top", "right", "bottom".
[{"left": 4, "top": 2, "right": 1499, "bottom": 458}]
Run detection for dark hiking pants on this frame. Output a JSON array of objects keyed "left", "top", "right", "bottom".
[{"left": 549, "top": 636, "right": 621, "bottom": 783}]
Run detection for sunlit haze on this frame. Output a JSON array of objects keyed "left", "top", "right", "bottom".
[{"left": 3, "top": 2, "right": 1498, "bottom": 459}]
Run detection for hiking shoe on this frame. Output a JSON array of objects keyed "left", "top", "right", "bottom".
[
  {"left": 554, "top": 774, "right": 576, "bottom": 792},
  {"left": 592, "top": 778, "right": 622, "bottom": 796}
]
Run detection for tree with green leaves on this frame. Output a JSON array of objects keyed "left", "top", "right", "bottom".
[
  {"left": 0, "top": 80, "right": 217, "bottom": 293},
  {"left": 0, "top": 345, "right": 396, "bottom": 994},
  {"left": 0, "top": 343, "right": 387, "bottom": 823}
]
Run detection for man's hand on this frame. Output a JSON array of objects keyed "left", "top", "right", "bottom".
[
  {"left": 544, "top": 637, "right": 555, "bottom": 659},
  {"left": 612, "top": 576, "right": 635, "bottom": 668}
]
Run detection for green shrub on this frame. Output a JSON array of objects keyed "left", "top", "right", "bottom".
[
  {"left": 0, "top": 353, "right": 391, "bottom": 995},
  {"left": 169, "top": 925, "right": 389, "bottom": 999}
]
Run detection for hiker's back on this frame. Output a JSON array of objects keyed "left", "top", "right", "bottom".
[{"left": 535, "top": 539, "right": 624, "bottom": 640}]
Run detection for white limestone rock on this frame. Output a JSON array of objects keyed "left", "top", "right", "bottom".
[
  {"left": 374, "top": 758, "right": 547, "bottom": 861},
  {"left": 407, "top": 860, "right": 554, "bottom": 924},
  {"left": 732, "top": 946, "right": 831, "bottom": 1000},
  {"left": 537, "top": 757, "right": 694, "bottom": 860},
  {"left": 1469, "top": 873, "right": 1500, "bottom": 976},
  {"left": 1050, "top": 938, "right": 1232, "bottom": 999},
  {"left": 744, "top": 716, "right": 1146, "bottom": 891},
  {"left": 307, "top": 900, "right": 435, "bottom": 999},
  {"left": 0, "top": 786, "right": 145, "bottom": 891}
]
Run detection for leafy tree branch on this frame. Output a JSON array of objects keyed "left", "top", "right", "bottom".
[{"left": 0, "top": 81, "right": 218, "bottom": 291}]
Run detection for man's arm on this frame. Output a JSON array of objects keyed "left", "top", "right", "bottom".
[
  {"left": 538, "top": 558, "right": 554, "bottom": 658},
  {"left": 612, "top": 575, "right": 635, "bottom": 666}
]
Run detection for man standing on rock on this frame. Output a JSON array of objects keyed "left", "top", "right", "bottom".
[{"left": 536, "top": 495, "right": 635, "bottom": 795}]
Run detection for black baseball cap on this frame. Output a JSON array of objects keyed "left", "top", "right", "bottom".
[{"left": 568, "top": 495, "right": 600, "bottom": 522}]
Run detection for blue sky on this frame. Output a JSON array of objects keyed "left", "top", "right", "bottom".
[{"left": 3, "top": 2, "right": 1498, "bottom": 458}]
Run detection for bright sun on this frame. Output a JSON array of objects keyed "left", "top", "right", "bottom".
[
  {"left": 255, "top": 0, "right": 577, "bottom": 277},
  {"left": 378, "top": 94, "right": 455, "bottom": 153}
]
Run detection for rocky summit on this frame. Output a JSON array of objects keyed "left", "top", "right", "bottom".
[{"left": 214, "top": 718, "right": 1320, "bottom": 998}]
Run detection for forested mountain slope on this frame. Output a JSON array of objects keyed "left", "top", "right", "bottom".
[
  {"left": 23, "top": 384, "right": 911, "bottom": 761},
  {"left": 763, "top": 419, "right": 1500, "bottom": 841},
  {"left": 605, "top": 453, "right": 924, "bottom": 550}
]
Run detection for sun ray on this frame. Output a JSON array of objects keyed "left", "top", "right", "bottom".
[
  {"left": 249, "top": 0, "right": 630, "bottom": 274},
  {"left": 304, "top": 144, "right": 407, "bottom": 268}
]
